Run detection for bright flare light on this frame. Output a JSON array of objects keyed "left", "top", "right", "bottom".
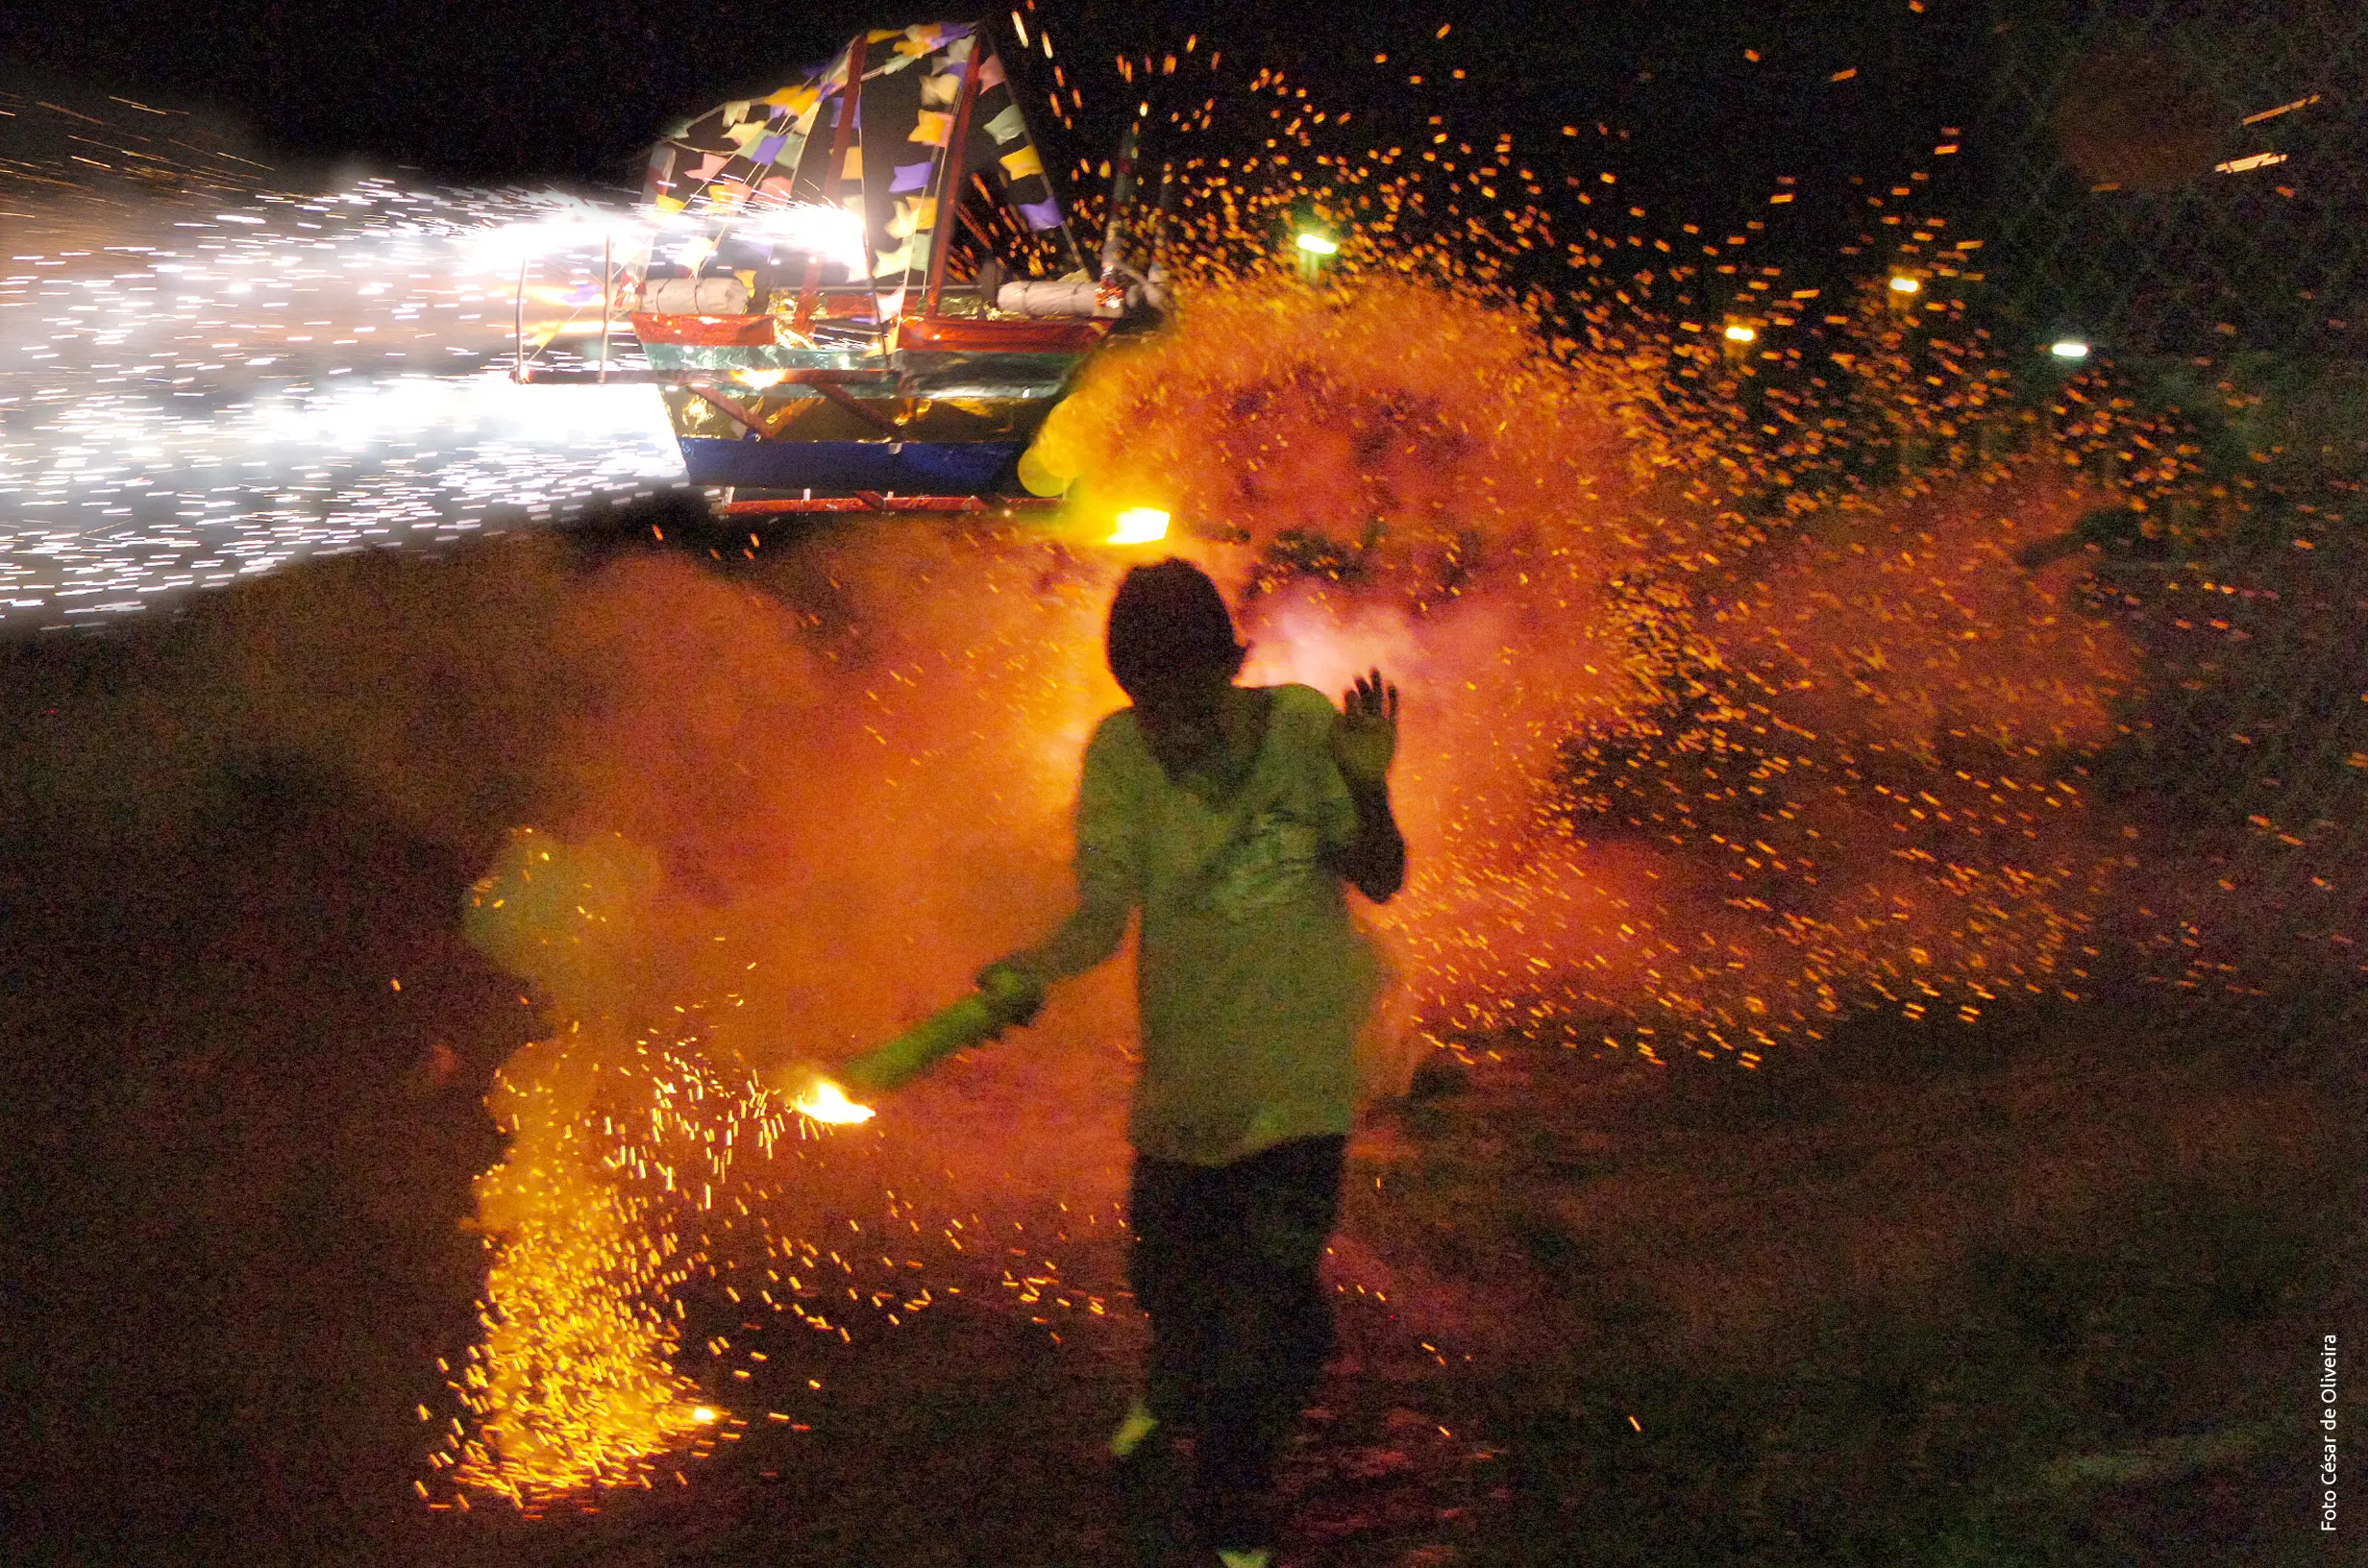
[
  {"left": 1888, "top": 275, "right": 1922, "bottom": 294},
  {"left": 2050, "top": 339, "right": 2091, "bottom": 360},
  {"left": 727, "top": 202, "right": 871, "bottom": 280},
  {"left": 1295, "top": 232, "right": 1340, "bottom": 256},
  {"left": 1723, "top": 324, "right": 1757, "bottom": 343},
  {"left": 790, "top": 1077, "right": 876, "bottom": 1125},
  {"left": 1108, "top": 506, "right": 1172, "bottom": 544}
]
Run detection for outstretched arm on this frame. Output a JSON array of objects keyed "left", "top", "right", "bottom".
[
  {"left": 1006, "top": 893, "right": 1131, "bottom": 987},
  {"left": 977, "top": 729, "right": 1141, "bottom": 1022},
  {"left": 1327, "top": 669, "right": 1407, "bottom": 903},
  {"left": 973, "top": 891, "right": 1127, "bottom": 1027}
]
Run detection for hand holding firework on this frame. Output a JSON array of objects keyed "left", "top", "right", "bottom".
[{"left": 833, "top": 965, "right": 1047, "bottom": 1096}]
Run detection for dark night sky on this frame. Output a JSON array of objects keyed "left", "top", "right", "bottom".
[{"left": 0, "top": 1, "right": 1984, "bottom": 233}]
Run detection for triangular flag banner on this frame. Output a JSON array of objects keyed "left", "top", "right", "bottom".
[{"left": 640, "top": 23, "right": 1087, "bottom": 302}]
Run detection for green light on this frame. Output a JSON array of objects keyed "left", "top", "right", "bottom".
[{"left": 1295, "top": 232, "right": 1340, "bottom": 256}]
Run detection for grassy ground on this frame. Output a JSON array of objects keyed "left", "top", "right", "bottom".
[
  {"left": 1360, "top": 1000, "right": 2363, "bottom": 1566},
  {"left": 1, "top": 634, "right": 2359, "bottom": 1567}
]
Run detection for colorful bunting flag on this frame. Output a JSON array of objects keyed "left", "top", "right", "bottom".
[
  {"left": 984, "top": 103, "right": 1026, "bottom": 144},
  {"left": 643, "top": 25, "right": 1080, "bottom": 310}
]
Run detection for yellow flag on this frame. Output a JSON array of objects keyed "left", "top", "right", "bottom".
[
  {"left": 910, "top": 110, "right": 953, "bottom": 147},
  {"left": 999, "top": 144, "right": 1045, "bottom": 182}
]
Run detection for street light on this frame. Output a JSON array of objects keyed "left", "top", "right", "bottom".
[{"left": 1294, "top": 227, "right": 1340, "bottom": 282}]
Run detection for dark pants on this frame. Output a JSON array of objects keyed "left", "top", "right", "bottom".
[{"left": 1125, "top": 1134, "right": 1347, "bottom": 1549}]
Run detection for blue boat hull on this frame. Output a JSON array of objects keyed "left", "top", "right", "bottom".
[{"left": 676, "top": 437, "right": 1024, "bottom": 494}]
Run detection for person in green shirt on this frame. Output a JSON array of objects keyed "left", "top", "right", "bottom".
[{"left": 977, "top": 558, "right": 1406, "bottom": 1568}]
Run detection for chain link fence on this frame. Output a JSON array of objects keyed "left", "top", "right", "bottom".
[{"left": 1978, "top": 0, "right": 2368, "bottom": 1040}]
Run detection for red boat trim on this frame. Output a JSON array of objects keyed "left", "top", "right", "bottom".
[
  {"left": 629, "top": 312, "right": 779, "bottom": 347},
  {"left": 896, "top": 316, "right": 1110, "bottom": 354}
]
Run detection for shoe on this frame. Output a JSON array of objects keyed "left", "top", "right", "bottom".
[
  {"left": 1109, "top": 1395, "right": 1160, "bottom": 1460},
  {"left": 1215, "top": 1550, "right": 1271, "bottom": 1568}
]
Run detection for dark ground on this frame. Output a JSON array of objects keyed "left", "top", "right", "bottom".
[{"left": 1, "top": 569, "right": 2361, "bottom": 1567}]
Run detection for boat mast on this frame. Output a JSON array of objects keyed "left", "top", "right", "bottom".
[
  {"left": 792, "top": 33, "right": 870, "bottom": 339},
  {"left": 920, "top": 34, "right": 985, "bottom": 322}
]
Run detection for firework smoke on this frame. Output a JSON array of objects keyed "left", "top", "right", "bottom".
[{"left": 7, "top": 50, "right": 2351, "bottom": 1516}]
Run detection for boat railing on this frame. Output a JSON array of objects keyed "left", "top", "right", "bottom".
[{"left": 510, "top": 230, "right": 645, "bottom": 385}]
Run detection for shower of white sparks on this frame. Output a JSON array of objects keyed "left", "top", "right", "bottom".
[{"left": 0, "top": 99, "right": 687, "bottom": 632}]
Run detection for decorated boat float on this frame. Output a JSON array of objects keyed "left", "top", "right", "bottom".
[{"left": 512, "top": 20, "right": 1168, "bottom": 518}]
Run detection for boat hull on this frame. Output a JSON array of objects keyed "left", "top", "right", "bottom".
[
  {"left": 675, "top": 436, "right": 1023, "bottom": 493},
  {"left": 636, "top": 315, "right": 1104, "bottom": 499}
]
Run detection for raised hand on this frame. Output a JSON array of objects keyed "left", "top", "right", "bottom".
[{"left": 1330, "top": 668, "right": 1400, "bottom": 788}]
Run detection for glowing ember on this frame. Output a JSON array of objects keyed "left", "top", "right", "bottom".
[
  {"left": 1107, "top": 506, "right": 1172, "bottom": 545},
  {"left": 791, "top": 1078, "right": 876, "bottom": 1125}
]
